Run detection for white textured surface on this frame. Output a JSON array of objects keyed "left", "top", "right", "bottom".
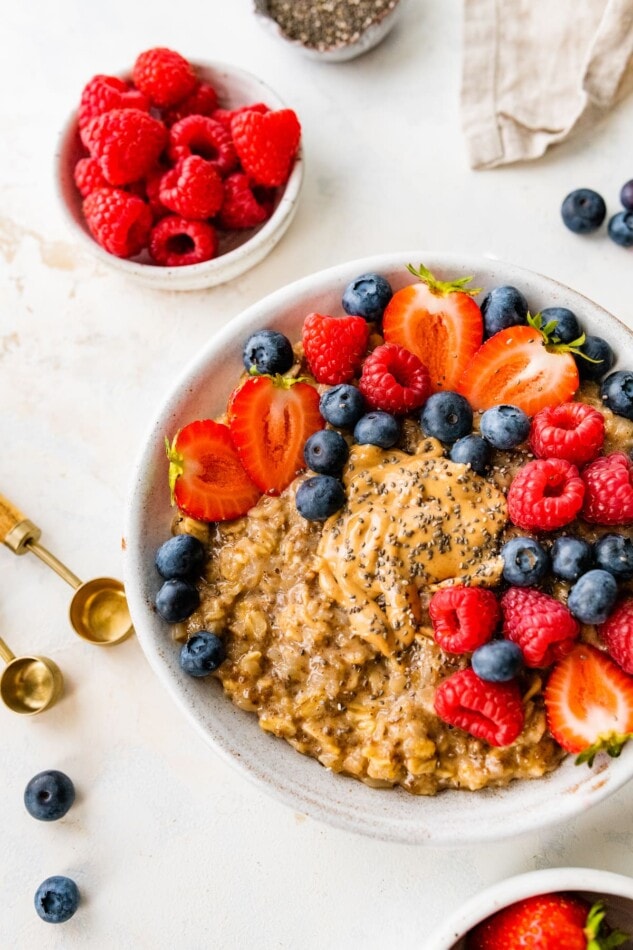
[{"left": 1, "top": 1, "right": 633, "bottom": 947}]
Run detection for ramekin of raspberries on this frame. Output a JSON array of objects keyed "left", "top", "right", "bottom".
[{"left": 56, "top": 49, "right": 303, "bottom": 290}]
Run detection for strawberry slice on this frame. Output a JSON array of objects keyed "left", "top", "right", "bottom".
[
  {"left": 382, "top": 263, "right": 483, "bottom": 392},
  {"left": 544, "top": 643, "right": 633, "bottom": 766},
  {"left": 458, "top": 315, "right": 580, "bottom": 414},
  {"left": 166, "top": 420, "right": 261, "bottom": 522},
  {"left": 228, "top": 375, "right": 324, "bottom": 495}
]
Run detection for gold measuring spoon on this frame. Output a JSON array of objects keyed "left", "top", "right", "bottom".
[
  {"left": 0, "top": 494, "right": 133, "bottom": 646},
  {"left": 0, "top": 637, "right": 63, "bottom": 714}
]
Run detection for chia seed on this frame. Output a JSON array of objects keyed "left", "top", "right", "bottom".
[{"left": 265, "top": 0, "right": 398, "bottom": 51}]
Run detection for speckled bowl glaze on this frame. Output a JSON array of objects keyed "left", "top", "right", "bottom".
[
  {"left": 55, "top": 61, "right": 303, "bottom": 291},
  {"left": 124, "top": 252, "right": 633, "bottom": 843},
  {"left": 427, "top": 867, "right": 633, "bottom": 949}
]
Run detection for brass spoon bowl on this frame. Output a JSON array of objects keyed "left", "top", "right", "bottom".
[
  {"left": 0, "top": 637, "right": 63, "bottom": 714},
  {"left": 0, "top": 494, "right": 133, "bottom": 646}
]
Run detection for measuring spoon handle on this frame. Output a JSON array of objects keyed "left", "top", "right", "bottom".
[
  {"left": 0, "top": 493, "right": 41, "bottom": 554},
  {"left": 0, "top": 638, "right": 15, "bottom": 664}
]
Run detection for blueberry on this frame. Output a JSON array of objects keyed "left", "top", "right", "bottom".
[
  {"left": 594, "top": 534, "right": 633, "bottom": 581},
  {"left": 540, "top": 307, "right": 581, "bottom": 344},
  {"left": 472, "top": 640, "right": 523, "bottom": 683},
  {"left": 155, "top": 534, "right": 205, "bottom": 580},
  {"left": 342, "top": 272, "right": 393, "bottom": 323},
  {"left": 353, "top": 411, "right": 400, "bottom": 448},
  {"left": 155, "top": 579, "right": 199, "bottom": 623},
  {"left": 449, "top": 435, "right": 491, "bottom": 475},
  {"left": 34, "top": 876, "right": 80, "bottom": 924},
  {"left": 575, "top": 335, "right": 615, "bottom": 382},
  {"left": 551, "top": 536, "right": 593, "bottom": 582},
  {"left": 295, "top": 475, "right": 346, "bottom": 521},
  {"left": 242, "top": 329, "right": 294, "bottom": 375},
  {"left": 304, "top": 429, "right": 349, "bottom": 476},
  {"left": 480, "top": 404, "right": 530, "bottom": 450},
  {"left": 480, "top": 285, "right": 528, "bottom": 338},
  {"left": 608, "top": 211, "right": 633, "bottom": 248},
  {"left": 601, "top": 370, "right": 633, "bottom": 420},
  {"left": 567, "top": 569, "right": 618, "bottom": 624},
  {"left": 420, "top": 392, "right": 473, "bottom": 443},
  {"left": 621, "top": 179, "right": 633, "bottom": 212},
  {"left": 502, "top": 537, "right": 549, "bottom": 587},
  {"left": 561, "top": 188, "right": 607, "bottom": 234},
  {"left": 319, "top": 384, "right": 366, "bottom": 429},
  {"left": 180, "top": 632, "right": 226, "bottom": 677},
  {"left": 24, "top": 770, "right": 75, "bottom": 822}
]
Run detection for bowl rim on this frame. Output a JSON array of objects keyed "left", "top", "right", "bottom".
[
  {"left": 123, "top": 250, "right": 633, "bottom": 844},
  {"left": 53, "top": 59, "right": 304, "bottom": 286}
]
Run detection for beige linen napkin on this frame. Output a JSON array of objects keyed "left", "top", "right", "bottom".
[{"left": 462, "top": 0, "right": 633, "bottom": 169}]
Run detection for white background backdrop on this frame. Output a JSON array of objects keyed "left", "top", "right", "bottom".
[{"left": 1, "top": 1, "right": 633, "bottom": 946}]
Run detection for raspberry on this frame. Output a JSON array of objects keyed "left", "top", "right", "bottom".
[
  {"left": 168, "top": 115, "right": 237, "bottom": 177},
  {"left": 144, "top": 167, "right": 170, "bottom": 219},
  {"left": 132, "top": 47, "right": 197, "bottom": 109},
  {"left": 529, "top": 401, "right": 605, "bottom": 465},
  {"left": 231, "top": 108, "right": 301, "bottom": 187},
  {"left": 434, "top": 668, "right": 525, "bottom": 747},
  {"left": 429, "top": 586, "right": 500, "bottom": 653},
  {"left": 358, "top": 343, "right": 431, "bottom": 414},
  {"left": 83, "top": 109, "right": 167, "bottom": 186},
  {"left": 159, "top": 156, "right": 224, "bottom": 220},
  {"left": 302, "top": 313, "right": 370, "bottom": 385},
  {"left": 78, "top": 74, "right": 149, "bottom": 138},
  {"left": 581, "top": 453, "right": 633, "bottom": 525},
  {"left": 73, "top": 157, "right": 108, "bottom": 197},
  {"left": 507, "top": 458, "right": 585, "bottom": 531},
  {"left": 217, "top": 173, "right": 274, "bottom": 230},
  {"left": 83, "top": 188, "right": 152, "bottom": 258},
  {"left": 149, "top": 216, "right": 218, "bottom": 266},
  {"left": 163, "top": 82, "right": 219, "bottom": 125},
  {"left": 212, "top": 101, "right": 269, "bottom": 130},
  {"left": 599, "top": 597, "right": 633, "bottom": 673},
  {"left": 501, "top": 587, "right": 580, "bottom": 668}
]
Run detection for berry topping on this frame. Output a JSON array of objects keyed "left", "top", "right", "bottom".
[
  {"left": 83, "top": 108, "right": 167, "bottom": 186},
  {"left": 149, "top": 216, "right": 218, "bottom": 266},
  {"left": 567, "top": 569, "right": 618, "bottom": 625},
  {"left": 163, "top": 82, "right": 219, "bottom": 125},
  {"left": 158, "top": 156, "right": 224, "bottom": 220},
  {"left": 382, "top": 263, "right": 483, "bottom": 392},
  {"left": 242, "top": 329, "right": 294, "bottom": 376},
  {"left": 228, "top": 375, "right": 324, "bottom": 495},
  {"left": 24, "top": 770, "right": 75, "bottom": 822},
  {"left": 303, "top": 429, "right": 349, "bottom": 476},
  {"left": 539, "top": 306, "right": 581, "bottom": 344},
  {"left": 480, "top": 404, "right": 530, "bottom": 450},
  {"left": 353, "top": 411, "right": 400, "bottom": 448},
  {"left": 342, "top": 272, "right": 393, "bottom": 322},
  {"left": 480, "top": 285, "right": 528, "bottom": 338},
  {"left": 295, "top": 475, "right": 346, "bottom": 521},
  {"left": 155, "top": 534, "right": 205, "bottom": 580},
  {"left": 608, "top": 211, "right": 633, "bottom": 247},
  {"left": 599, "top": 597, "right": 633, "bottom": 675},
  {"left": 502, "top": 587, "right": 579, "bottom": 668},
  {"left": 434, "top": 668, "right": 525, "bottom": 747},
  {"left": 217, "top": 173, "right": 274, "bottom": 230},
  {"left": 501, "top": 537, "right": 549, "bottom": 587},
  {"left": 83, "top": 188, "right": 152, "bottom": 258},
  {"left": 168, "top": 115, "right": 238, "bottom": 176},
  {"left": 471, "top": 640, "right": 523, "bottom": 683},
  {"left": 507, "top": 458, "right": 585, "bottom": 531},
  {"left": 581, "top": 453, "right": 633, "bottom": 525},
  {"left": 551, "top": 536, "right": 593, "bottom": 581},
  {"left": 358, "top": 342, "right": 431, "bottom": 414},
  {"left": 621, "top": 179, "right": 633, "bottom": 211},
  {"left": 34, "top": 876, "right": 80, "bottom": 924},
  {"left": 180, "top": 632, "right": 226, "bottom": 677},
  {"left": 544, "top": 643, "right": 633, "bottom": 764},
  {"left": 211, "top": 102, "right": 270, "bottom": 130},
  {"left": 302, "top": 312, "right": 370, "bottom": 385},
  {"left": 73, "top": 157, "right": 108, "bottom": 197},
  {"left": 428, "top": 586, "right": 500, "bottom": 653},
  {"left": 529, "top": 401, "right": 605, "bottom": 465},
  {"left": 78, "top": 74, "right": 149, "bottom": 133},
  {"left": 601, "top": 370, "right": 633, "bottom": 420},
  {"left": 419, "top": 391, "right": 473, "bottom": 443},
  {"left": 449, "top": 434, "right": 491, "bottom": 475},
  {"left": 231, "top": 108, "right": 301, "bottom": 187},
  {"left": 595, "top": 534, "right": 633, "bottom": 580},
  {"left": 319, "top": 384, "right": 366, "bottom": 429},
  {"left": 561, "top": 187, "right": 607, "bottom": 234},
  {"left": 155, "top": 578, "right": 200, "bottom": 622},
  {"left": 575, "top": 334, "right": 615, "bottom": 381},
  {"left": 132, "top": 47, "right": 197, "bottom": 108}
]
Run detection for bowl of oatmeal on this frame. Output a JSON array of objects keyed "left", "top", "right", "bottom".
[{"left": 124, "top": 251, "right": 633, "bottom": 843}]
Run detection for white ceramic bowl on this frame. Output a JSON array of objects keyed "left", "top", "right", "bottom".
[
  {"left": 123, "top": 251, "right": 633, "bottom": 844},
  {"left": 426, "top": 867, "right": 633, "bottom": 949},
  {"left": 55, "top": 61, "right": 303, "bottom": 291}
]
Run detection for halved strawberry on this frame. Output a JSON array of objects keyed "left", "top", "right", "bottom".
[
  {"left": 382, "top": 263, "right": 483, "bottom": 392},
  {"left": 458, "top": 315, "right": 580, "bottom": 415},
  {"left": 228, "top": 375, "right": 324, "bottom": 495},
  {"left": 544, "top": 643, "right": 633, "bottom": 766},
  {"left": 166, "top": 420, "right": 261, "bottom": 522}
]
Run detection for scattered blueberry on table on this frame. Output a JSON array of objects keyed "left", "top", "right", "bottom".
[
  {"left": 34, "top": 875, "right": 80, "bottom": 924},
  {"left": 621, "top": 179, "right": 633, "bottom": 211},
  {"left": 24, "top": 770, "right": 75, "bottom": 822},
  {"left": 608, "top": 211, "right": 633, "bottom": 248},
  {"left": 180, "top": 632, "right": 226, "bottom": 677},
  {"left": 561, "top": 188, "right": 607, "bottom": 234}
]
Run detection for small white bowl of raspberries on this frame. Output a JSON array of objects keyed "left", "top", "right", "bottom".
[{"left": 55, "top": 48, "right": 303, "bottom": 290}]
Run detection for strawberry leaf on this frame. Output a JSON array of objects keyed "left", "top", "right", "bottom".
[
  {"left": 165, "top": 433, "right": 184, "bottom": 506},
  {"left": 575, "top": 731, "right": 633, "bottom": 767},
  {"left": 406, "top": 262, "right": 482, "bottom": 297},
  {"left": 585, "top": 900, "right": 631, "bottom": 949}
]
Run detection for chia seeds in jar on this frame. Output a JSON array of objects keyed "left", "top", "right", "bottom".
[{"left": 264, "top": 0, "right": 399, "bottom": 52}]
